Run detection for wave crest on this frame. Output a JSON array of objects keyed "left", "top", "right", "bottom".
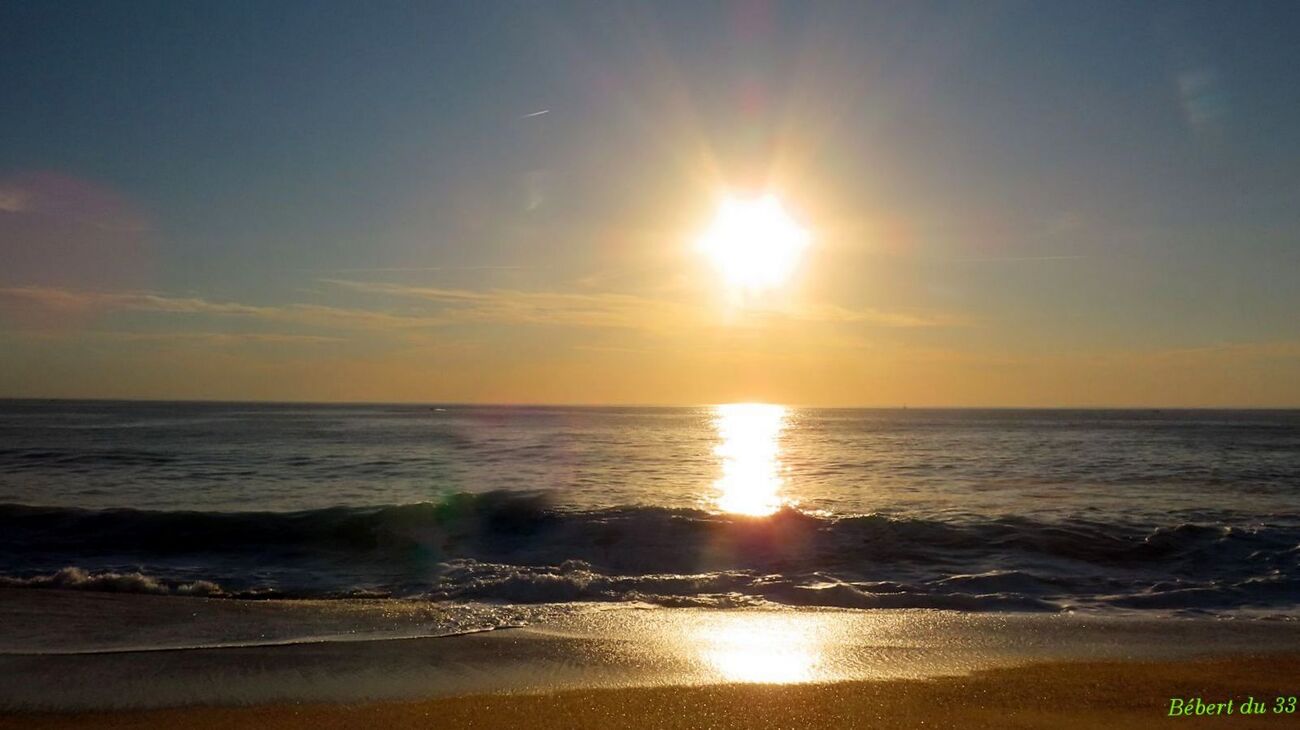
[
  {"left": 0, "top": 566, "right": 223, "bottom": 596},
  {"left": 1, "top": 493, "right": 1296, "bottom": 612}
]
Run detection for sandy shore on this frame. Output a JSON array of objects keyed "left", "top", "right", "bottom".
[
  {"left": 4, "top": 654, "right": 1298, "bottom": 729},
  {"left": 4, "top": 591, "right": 1300, "bottom": 726}
]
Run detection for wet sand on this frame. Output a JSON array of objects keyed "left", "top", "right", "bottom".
[
  {"left": 3, "top": 654, "right": 1298, "bottom": 729},
  {"left": 3, "top": 590, "right": 1300, "bottom": 727}
]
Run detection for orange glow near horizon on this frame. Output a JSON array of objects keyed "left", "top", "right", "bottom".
[{"left": 710, "top": 403, "right": 788, "bottom": 516}]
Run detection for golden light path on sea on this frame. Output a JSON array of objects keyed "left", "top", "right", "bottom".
[{"left": 710, "top": 403, "right": 789, "bottom": 517}]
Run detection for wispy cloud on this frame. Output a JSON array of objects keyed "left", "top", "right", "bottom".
[
  {"left": 325, "top": 279, "right": 963, "bottom": 331},
  {"left": 0, "top": 285, "right": 445, "bottom": 331},
  {"left": 324, "top": 279, "right": 696, "bottom": 329},
  {"left": 295, "top": 265, "right": 535, "bottom": 274},
  {"left": 8, "top": 329, "right": 344, "bottom": 345},
  {"left": 1122, "top": 340, "right": 1300, "bottom": 364},
  {"left": 1179, "top": 67, "right": 1229, "bottom": 134},
  {"left": 1, "top": 282, "right": 964, "bottom": 346},
  {"left": 0, "top": 188, "right": 27, "bottom": 213},
  {"left": 0, "top": 172, "right": 150, "bottom": 232},
  {"left": 761, "top": 301, "right": 969, "bottom": 328},
  {"left": 939, "top": 255, "right": 1085, "bottom": 263},
  {"left": 0, "top": 286, "right": 263, "bottom": 315},
  {"left": 110, "top": 331, "right": 343, "bottom": 345}
]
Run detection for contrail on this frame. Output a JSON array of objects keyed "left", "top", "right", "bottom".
[
  {"left": 291, "top": 266, "right": 535, "bottom": 273},
  {"left": 520, "top": 109, "right": 550, "bottom": 119}
]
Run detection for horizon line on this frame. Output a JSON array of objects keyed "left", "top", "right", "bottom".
[{"left": 1, "top": 396, "right": 1298, "bottom": 411}]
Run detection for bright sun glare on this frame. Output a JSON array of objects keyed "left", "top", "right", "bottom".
[
  {"left": 697, "top": 195, "right": 810, "bottom": 291},
  {"left": 695, "top": 613, "right": 822, "bottom": 683},
  {"left": 712, "top": 403, "right": 788, "bottom": 516}
]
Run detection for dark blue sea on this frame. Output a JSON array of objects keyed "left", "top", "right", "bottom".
[{"left": 2, "top": 401, "right": 1298, "bottom": 615}]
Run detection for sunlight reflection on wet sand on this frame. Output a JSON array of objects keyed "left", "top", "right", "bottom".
[
  {"left": 8, "top": 593, "right": 1297, "bottom": 708},
  {"left": 691, "top": 612, "right": 825, "bottom": 683}
]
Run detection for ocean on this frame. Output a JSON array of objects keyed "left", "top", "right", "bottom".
[{"left": 2, "top": 400, "right": 1299, "bottom": 620}]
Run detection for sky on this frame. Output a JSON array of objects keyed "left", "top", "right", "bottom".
[{"left": 2, "top": 0, "right": 1299, "bottom": 406}]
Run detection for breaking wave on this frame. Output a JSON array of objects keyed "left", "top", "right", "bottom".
[
  {"left": 2, "top": 492, "right": 1297, "bottom": 613},
  {"left": 0, "top": 567, "right": 223, "bottom": 596}
]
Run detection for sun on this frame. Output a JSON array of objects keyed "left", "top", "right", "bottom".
[{"left": 697, "top": 194, "right": 810, "bottom": 291}]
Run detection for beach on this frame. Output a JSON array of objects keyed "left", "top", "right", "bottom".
[
  {"left": 6, "top": 655, "right": 1298, "bottom": 729},
  {"left": 3, "top": 589, "right": 1300, "bottom": 727}
]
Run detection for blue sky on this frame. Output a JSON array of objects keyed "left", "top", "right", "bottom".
[{"left": 2, "top": 1, "right": 1299, "bottom": 405}]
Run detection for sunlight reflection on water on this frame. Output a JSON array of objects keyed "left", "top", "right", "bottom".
[{"left": 711, "top": 403, "right": 789, "bottom": 516}]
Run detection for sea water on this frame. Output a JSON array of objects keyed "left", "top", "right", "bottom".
[{"left": 2, "top": 401, "right": 1298, "bottom": 614}]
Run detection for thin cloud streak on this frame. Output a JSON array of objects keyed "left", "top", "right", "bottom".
[
  {"left": 294, "top": 265, "right": 537, "bottom": 273},
  {"left": 0, "top": 282, "right": 966, "bottom": 342},
  {"left": 0, "top": 285, "right": 448, "bottom": 331},
  {"left": 939, "top": 255, "right": 1086, "bottom": 263},
  {"left": 323, "top": 279, "right": 696, "bottom": 329},
  {"left": 7, "top": 329, "right": 344, "bottom": 345},
  {"left": 324, "top": 279, "right": 964, "bottom": 329}
]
